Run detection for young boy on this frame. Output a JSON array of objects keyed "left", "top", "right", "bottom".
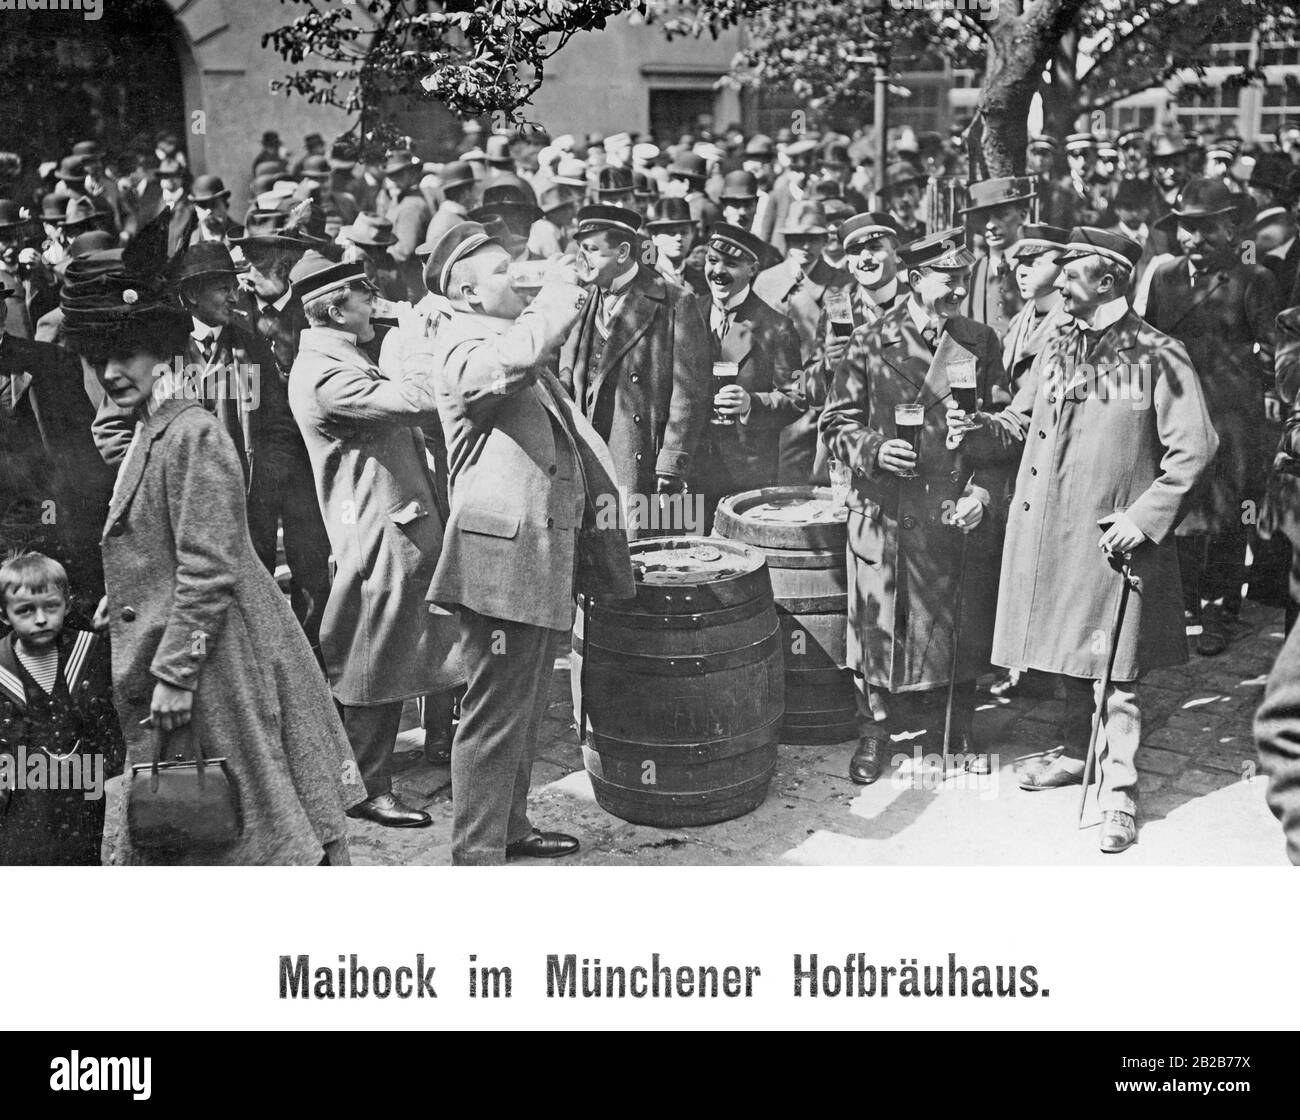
[{"left": 0, "top": 552, "right": 123, "bottom": 865}]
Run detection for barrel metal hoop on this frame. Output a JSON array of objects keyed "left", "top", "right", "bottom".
[
  {"left": 585, "top": 711, "right": 785, "bottom": 759},
  {"left": 578, "top": 625, "right": 781, "bottom": 677},
  {"left": 593, "top": 593, "right": 774, "bottom": 631}
]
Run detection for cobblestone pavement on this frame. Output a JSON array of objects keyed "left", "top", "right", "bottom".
[{"left": 341, "top": 598, "right": 1290, "bottom": 867}]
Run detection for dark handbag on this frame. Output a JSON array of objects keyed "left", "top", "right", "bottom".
[{"left": 127, "top": 723, "right": 242, "bottom": 851}]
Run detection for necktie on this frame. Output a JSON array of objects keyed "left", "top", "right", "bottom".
[
  {"left": 714, "top": 305, "right": 731, "bottom": 346},
  {"left": 921, "top": 323, "right": 938, "bottom": 350}
]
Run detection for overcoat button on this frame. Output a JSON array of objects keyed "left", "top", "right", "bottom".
[
  {"left": 949, "top": 471, "right": 961, "bottom": 483},
  {"left": 1038, "top": 430, "right": 1047, "bottom": 439},
  {"left": 548, "top": 465, "right": 557, "bottom": 475},
  {"left": 108, "top": 522, "right": 126, "bottom": 537},
  {"left": 634, "top": 414, "right": 642, "bottom": 424},
  {"left": 630, "top": 375, "right": 640, "bottom": 383},
  {"left": 120, "top": 606, "right": 136, "bottom": 622},
  {"left": 1030, "top": 467, "right": 1038, "bottom": 476},
  {"left": 902, "top": 516, "right": 916, "bottom": 530},
  {"left": 1023, "top": 502, "right": 1030, "bottom": 511},
  {"left": 635, "top": 452, "right": 643, "bottom": 461},
  {"left": 546, "top": 517, "right": 554, "bottom": 528}
]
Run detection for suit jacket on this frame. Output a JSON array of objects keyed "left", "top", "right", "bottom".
[
  {"left": 428, "top": 284, "right": 636, "bottom": 631},
  {"left": 0, "top": 332, "right": 113, "bottom": 603},
  {"left": 963, "top": 252, "right": 1023, "bottom": 338},
  {"left": 389, "top": 189, "right": 433, "bottom": 298},
  {"left": 99, "top": 400, "right": 364, "bottom": 864},
  {"left": 288, "top": 327, "right": 462, "bottom": 704},
  {"left": 424, "top": 200, "right": 471, "bottom": 258},
  {"left": 820, "top": 307, "right": 1006, "bottom": 689},
  {"left": 692, "top": 288, "right": 802, "bottom": 499},
  {"left": 557, "top": 265, "right": 711, "bottom": 522},
  {"left": 969, "top": 308, "right": 1218, "bottom": 681},
  {"left": 1144, "top": 256, "right": 1280, "bottom": 533}
]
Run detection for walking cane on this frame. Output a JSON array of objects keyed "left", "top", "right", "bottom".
[
  {"left": 942, "top": 530, "right": 971, "bottom": 767},
  {"left": 1078, "top": 551, "right": 1140, "bottom": 826},
  {"left": 577, "top": 592, "right": 591, "bottom": 745}
]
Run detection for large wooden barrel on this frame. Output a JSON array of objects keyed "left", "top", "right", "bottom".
[
  {"left": 572, "top": 537, "right": 784, "bottom": 827},
  {"left": 713, "top": 487, "right": 857, "bottom": 744}
]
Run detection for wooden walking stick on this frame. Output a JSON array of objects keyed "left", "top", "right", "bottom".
[
  {"left": 1078, "top": 551, "right": 1140, "bottom": 826},
  {"left": 942, "top": 530, "right": 971, "bottom": 767}
]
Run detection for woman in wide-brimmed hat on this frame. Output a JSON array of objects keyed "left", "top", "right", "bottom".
[{"left": 60, "top": 216, "right": 366, "bottom": 864}]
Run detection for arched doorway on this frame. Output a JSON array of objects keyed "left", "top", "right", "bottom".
[{"left": 0, "top": 0, "right": 187, "bottom": 174}]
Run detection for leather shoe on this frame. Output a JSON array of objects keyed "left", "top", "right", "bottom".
[
  {"left": 1099, "top": 809, "right": 1138, "bottom": 853},
  {"left": 849, "top": 733, "right": 887, "bottom": 785},
  {"left": 954, "top": 729, "right": 991, "bottom": 774},
  {"left": 1019, "top": 758, "right": 1083, "bottom": 791},
  {"left": 1196, "top": 627, "right": 1227, "bottom": 656},
  {"left": 424, "top": 735, "right": 453, "bottom": 766},
  {"left": 346, "top": 792, "right": 432, "bottom": 828},
  {"left": 505, "top": 830, "right": 580, "bottom": 859}
]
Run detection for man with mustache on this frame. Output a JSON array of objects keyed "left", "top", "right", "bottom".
[
  {"left": 960, "top": 176, "right": 1033, "bottom": 337},
  {"left": 1144, "top": 178, "right": 1281, "bottom": 657},
  {"left": 821, "top": 228, "right": 1006, "bottom": 786}
]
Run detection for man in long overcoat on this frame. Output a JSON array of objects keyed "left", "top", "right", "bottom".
[
  {"left": 424, "top": 222, "right": 635, "bottom": 864},
  {"left": 821, "top": 228, "right": 1007, "bottom": 787},
  {"left": 960, "top": 227, "right": 1218, "bottom": 853},
  {"left": 558, "top": 204, "right": 711, "bottom": 536},
  {"left": 1144, "top": 178, "right": 1280, "bottom": 655},
  {"left": 288, "top": 257, "right": 463, "bottom": 828}
]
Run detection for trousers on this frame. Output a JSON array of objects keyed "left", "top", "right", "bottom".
[
  {"left": 451, "top": 609, "right": 566, "bottom": 866},
  {"left": 1059, "top": 675, "right": 1142, "bottom": 815},
  {"left": 337, "top": 700, "right": 404, "bottom": 799}
]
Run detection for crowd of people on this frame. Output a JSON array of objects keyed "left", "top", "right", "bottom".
[{"left": 4, "top": 112, "right": 1300, "bottom": 865}]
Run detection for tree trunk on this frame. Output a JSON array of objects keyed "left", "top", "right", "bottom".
[
  {"left": 1042, "top": 29, "right": 1081, "bottom": 139},
  {"left": 980, "top": 19, "right": 1041, "bottom": 176}
]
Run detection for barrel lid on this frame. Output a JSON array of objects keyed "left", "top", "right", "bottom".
[
  {"left": 631, "top": 536, "right": 762, "bottom": 586},
  {"left": 714, "top": 487, "right": 848, "bottom": 551}
]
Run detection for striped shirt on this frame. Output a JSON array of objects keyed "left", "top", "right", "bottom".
[{"left": 15, "top": 643, "right": 59, "bottom": 695}]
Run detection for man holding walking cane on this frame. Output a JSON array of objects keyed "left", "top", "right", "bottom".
[{"left": 950, "top": 227, "right": 1218, "bottom": 853}]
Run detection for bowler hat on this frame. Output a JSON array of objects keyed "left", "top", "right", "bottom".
[
  {"left": 62, "top": 196, "right": 111, "bottom": 232},
  {"left": 744, "top": 135, "right": 774, "bottom": 158},
  {"left": 469, "top": 200, "right": 543, "bottom": 237},
  {"left": 484, "top": 135, "right": 514, "bottom": 166},
  {"left": 53, "top": 230, "right": 116, "bottom": 278},
  {"left": 632, "top": 171, "right": 658, "bottom": 201},
  {"left": 41, "top": 194, "right": 68, "bottom": 223},
  {"left": 538, "top": 185, "right": 579, "bottom": 215},
  {"left": 55, "top": 156, "right": 86, "bottom": 184},
  {"left": 1167, "top": 177, "right": 1252, "bottom": 222},
  {"left": 71, "top": 140, "right": 104, "bottom": 160},
  {"left": 958, "top": 176, "right": 1036, "bottom": 215},
  {"left": 596, "top": 166, "right": 634, "bottom": 197},
  {"left": 720, "top": 170, "right": 759, "bottom": 200},
  {"left": 1249, "top": 152, "right": 1300, "bottom": 195},
  {"left": 339, "top": 212, "right": 398, "bottom": 247},
  {"left": 881, "top": 161, "right": 926, "bottom": 193},
  {"left": 552, "top": 156, "right": 588, "bottom": 189},
  {"left": 189, "top": 174, "right": 231, "bottom": 204},
  {"left": 645, "top": 197, "right": 694, "bottom": 230},
  {"left": 0, "top": 199, "right": 29, "bottom": 231},
  {"left": 171, "top": 241, "right": 239, "bottom": 283},
  {"left": 667, "top": 153, "right": 707, "bottom": 182}
]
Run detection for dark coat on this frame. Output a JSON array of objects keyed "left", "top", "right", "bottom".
[
  {"left": 820, "top": 305, "right": 1007, "bottom": 691},
  {"left": 691, "top": 289, "right": 803, "bottom": 506},
  {"left": 970, "top": 308, "right": 1218, "bottom": 681},
  {"left": 1254, "top": 615, "right": 1300, "bottom": 864},
  {"left": 557, "top": 264, "right": 711, "bottom": 522},
  {"left": 1144, "top": 257, "right": 1280, "bottom": 533},
  {"left": 0, "top": 628, "right": 123, "bottom": 865},
  {"left": 963, "top": 252, "right": 1024, "bottom": 339},
  {"left": 288, "top": 327, "right": 463, "bottom": 705},
  {"left": 428, "top": 284, "right": 636, "bottom": 631},
  {"left": 0, "top": 333, "right": 114, "bottom": 605},
  {"left": 100, "top": 400, "right": 366, "bottom": 865}
]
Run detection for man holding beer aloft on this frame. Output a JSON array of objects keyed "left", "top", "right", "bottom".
[{"left": 820, "top": 228, "right": 1007, "bottom": 786}]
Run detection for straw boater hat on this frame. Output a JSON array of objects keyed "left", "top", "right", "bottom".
[{"left": 339, "top": 213, "right": 398, "bottom": 248}]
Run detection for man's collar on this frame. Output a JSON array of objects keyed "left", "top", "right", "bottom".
[
  {"left": 604, "top": 261, "right": 638, "bottom": 295},
  {"left": 714, "top": 284, "right": 750, "bottom": 311},
  {"left": 191, "top": 317, "right": 221, "bottom": 341},
  {"left": 907, "top": 295, "right": 940, "bottom": 335},
  {"left": 300, "top": 324, "right": 360, "bottom": 349},
  {"left": 1269, "top": 235, "right": 1298, "bottom": 261},
  {"left": 1075, "top": 296, "right": 1128, "bottom": 331},
  {"left": 259, "top": 289, "right": 293, "bottom": 313},
  {"left": 865, "top": 276, "right": 899, "bottom": 307}
]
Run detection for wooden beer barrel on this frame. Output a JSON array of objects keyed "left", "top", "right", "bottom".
[
  {"left": 572, "top": 537, "right": 784, "bottom": 827},
  {"left": 713, "top": 487, "right": 857, "bottom": 744}
]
